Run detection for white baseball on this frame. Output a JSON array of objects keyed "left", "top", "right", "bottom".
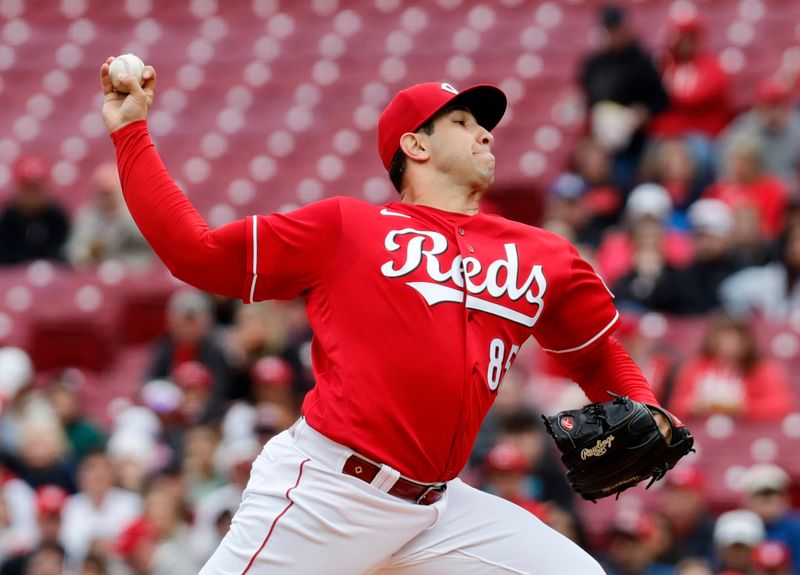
[{"left": 109, "top": 53, "right": 145, "bottom": 93}]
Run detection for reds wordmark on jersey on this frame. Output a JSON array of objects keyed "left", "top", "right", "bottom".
[{"left": 244, "top": 197, "right": 619, "bottom": 482}]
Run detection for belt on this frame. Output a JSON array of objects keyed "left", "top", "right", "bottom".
[{"left": 342, "top": 454, "right": 446, "bottom": 505}]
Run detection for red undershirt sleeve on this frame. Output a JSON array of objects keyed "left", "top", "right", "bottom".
[
  {"left": 552, "top": 336, "right": 660, "bottom": 406},
  {"left": 111, "top": 121, "right": 247, "bottom": 299}
]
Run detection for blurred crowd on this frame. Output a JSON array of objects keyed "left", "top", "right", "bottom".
[{"left": 2, "top": 1, "right": 800, "bottom": 574}]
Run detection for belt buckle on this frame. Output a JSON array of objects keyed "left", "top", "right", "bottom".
[{"left": 415, "top": 483, "right": 445, "bottom": 504}]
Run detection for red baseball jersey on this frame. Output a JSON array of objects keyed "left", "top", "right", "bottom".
[
  {"left": 243, "top": 197, "right": 620, "bottom": 482},
  {"left": 112, "top": 122, "right": 653, "bottom": 484}
]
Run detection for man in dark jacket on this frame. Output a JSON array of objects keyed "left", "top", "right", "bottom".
[{"left": 578, "top": 4, "right": 669, "bottom": 195}]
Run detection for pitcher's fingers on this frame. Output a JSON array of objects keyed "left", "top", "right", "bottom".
[
  {"left": 117, "top": 72, "right": 145, "bottom": 99},
  {"left": 100, "top": 59, "right": 114, "bottom": 95},
  {"left": 141, "top": 65, "right": 156, "bottom": 95}
]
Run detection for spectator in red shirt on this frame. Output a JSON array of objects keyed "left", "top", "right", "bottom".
[
  {"left": 481, "top": 442, "right": 548, "bottom": 522},
  {"left": 669, "top": 313, "right": 794, "bottom": 420},
  {"left": 650, "top": 4, "right": 730, "bottom": 198},
  {"left": 717, "top": 76, "right": 800, "bottom": 197},
  {"left": 704, "top": 134, "right": 789, "bottom": 239},
  {"left": 650, "top": 5, "right": 731, "bottom": 151},
  {"left": 657, "top": 466, "right": 716, "bottom": 564},
  {"left": 596, "top": 183, "right": 693, "bottom": 288}
]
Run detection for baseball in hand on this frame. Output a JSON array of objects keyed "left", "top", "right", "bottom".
[{"left": 109, "top": 53, "right": 145, "bottom": 93}]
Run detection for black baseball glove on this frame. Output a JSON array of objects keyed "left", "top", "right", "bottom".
[{"left": 541, "top": 395, "right": 694, "bottom": 501}]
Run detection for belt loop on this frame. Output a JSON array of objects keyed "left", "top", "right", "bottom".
[{"left": 370, "top": 464, "right": 401, "bottom": 493}]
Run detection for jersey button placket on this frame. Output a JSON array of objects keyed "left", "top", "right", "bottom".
[{"left": 458, "top": 224, "right": 472, "bottom": 322}]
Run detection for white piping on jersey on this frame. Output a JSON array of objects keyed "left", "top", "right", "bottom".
[
  {"left": 248, "top": 216, "right": 258, "bottom": 304},
  {"left": 406, "top": 282, "right": 543, "bottom": 327},
  {"left": 541, "top": 310, "right": 620, "bottom": 354},
  {"left": 380, "top": 208, "right": 411, "bottom": 218}
]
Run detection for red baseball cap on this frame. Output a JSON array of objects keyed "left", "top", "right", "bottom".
[
  {"left": 251, "top": 356, "right": 293, "bottom": 389},
  {"left": 35, "top": 485, "right": 68, "bottom": 516},
  {"left": 484, "top": 442, "right": 528, "bottom": 474},
  {"left": 377, "top": 81, "right": 507, "bottom": 170},
  {"left": 172, "top": 361, "right": 212, "bottom": 391},
  {"left": 669, "top": 5, "right": 703, "bottom": 33},
  {"left": 757, "top": 77, "right": 792, "bottom": 104},
  {"left": 752, "top": 541, "right": 792, "bottom": 570},
  {"left": 115, "top": 517, "right": 156, "bottom": 557},
  {"left": 664, "top": 465, "right": 706, "bottom": 493},
  {"left": 13, "top": 155, "right": 49, "bottom": 185}
]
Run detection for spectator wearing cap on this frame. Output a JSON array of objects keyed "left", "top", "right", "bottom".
[
  {"left": 112, "top": 517, "right": 156, "bottom": 575},
  {"left": 140, "top": 366, "right": 213, "bottom": 471},
  {"left": 171, "top": 360, "right": 214, "bottom": 427},
  {"left": 0, "top": 156, "right": 69, "bottom": 265},
  {"left": 599, "top": 182, "right": 695, "bottom": 281},
  {"left": 657, "top": 466, "right": 716, "bottom": 563},
  {"left": 66, "top": 161, "right": 153, "bottom": 269},
  {"left": 602, "top": 511, "right": 675, "bottom": 575},
  {"left": 712, "top": 509, "right": 766, "bottom": 574},
  {"left": 669, "top": 313, "right": 794, "bottom": 420},
  {"left": 717, "top": 76, "right": 800, "bottom": 197},
  {"left": 752, "top": 541, "right": 793, "bottom": 575},
  {"left": 597, "top": 183, "right": 693, "bottom": 312},
  {"left": 720, "top": 218, "right": 800, "bottom": 321},
  {"left": 217, "top": 356, "right": 296, "bottom": 463},
  {"left": 577, "top": 4, "right": 669, "bottom": 195},
  {"left": 250, "top": 355, "right": 297, "bottom": 420},
  {"left": 59, "top": 452, "right": 142, "bottom": 567},
  {"left": 494, "top": 410, "right": 576, "bottom": 514},
  {"left": 704, "top": 134, "right": 789, "bottom": 240},
  {"left": 0, "top": 485, "right": 68, "bottom": 575},
  {"left": 481, "top": 442, "right": 548, "bottom": 521},
  {"left": 112, "top": 514, "right": 195, "bottom": 575},
  {"left": 741, "top": 464, "right": 800, "bottom": 574},
  {"left": 34, "top": 486, "right": 67, "bottom": 545},
  {"left": 542, "top": 172, "right": 609, "bottom": 250},
  {"left": 139, "top": 480, "right": 197, "bottom": 575},
  {"left": 225, "top": 300, "right": 307, "bottom": 403},
  {"left": 649, "top": 3, "right": 731, "bottom": 188},
  {"left": 678, "top": 198, "right": 741, "bottom": 314},
  {"left": 146, "top": 288, "right": 231, "bottom": 423}
]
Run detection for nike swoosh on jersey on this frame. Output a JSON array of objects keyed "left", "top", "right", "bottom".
[{"left": 380, "top": 208, "right": 411, "bottom": 218}]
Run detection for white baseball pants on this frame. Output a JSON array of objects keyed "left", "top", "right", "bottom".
[{"left": 199, "top": 419, "right": 605, "bottom": 575}]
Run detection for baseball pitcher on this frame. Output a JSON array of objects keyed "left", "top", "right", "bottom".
[{"left": 100, "top": 56, "right": 691, "bottom": 574}]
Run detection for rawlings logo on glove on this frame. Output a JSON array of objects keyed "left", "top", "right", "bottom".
[
  {"left": 542, "top": 395, "right": 694, "bottom": 501},
  {"left": 580, "top": 436, "right": 615, "bottom": 459}
]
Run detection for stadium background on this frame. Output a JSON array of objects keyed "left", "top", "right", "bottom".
[{"left": 1, "top": 0, "right": 800, "bottom": 574}]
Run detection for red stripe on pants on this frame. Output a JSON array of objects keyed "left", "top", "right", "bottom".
[{"left": 241, "top": 458, "right": 311, "bottom": 574}]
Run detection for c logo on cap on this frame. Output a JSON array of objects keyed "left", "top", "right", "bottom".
[{"left": 440, "top": 82, "right": 458, "bottom": 95}]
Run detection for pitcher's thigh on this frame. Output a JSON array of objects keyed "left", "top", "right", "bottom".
[
  {"left": 201, "top": 437, "right": 439, "bottom": 575},
  {"left": 379, "top": 480, "right": 605, "bottom": 575}
]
